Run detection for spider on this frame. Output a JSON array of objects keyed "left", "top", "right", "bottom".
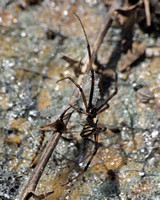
[{"left": 57, "top": 13, "right": 118, "bottom": 175}]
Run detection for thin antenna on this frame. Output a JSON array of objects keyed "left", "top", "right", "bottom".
[
  {"left": 73, "top": 12, "right": 94, "bottom": 109},
  {"left": 73, "top": 12, "right": 90, "bottom": 50},
  {"left": 73, "top": 12, "right": 92, "bottom": 70}
]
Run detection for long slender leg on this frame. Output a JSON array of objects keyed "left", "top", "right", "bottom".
[
  {"left": 74, "top": 13, "right": 94, "bottom": 111},
  {"left": 83, "top": 132, "right": 99, "bottom": 172},
  {"left": 88, "top": 67, "right": 94, "bottom": 111},
  {"left": 97, "top": 122, "right": 107, "bottom": 132},
  {"left": 57, "top": 77, "right": 88, "bottom": 110},
  {"left": 62, "top": 132, "right": 99, "bottom": 186},
  {"left": 60, "top": 105, "right": 72, "bottom": 121},
  {"left": 97, "top": 104, "right": 109, "bottom": 115},
  {"left": 69, "top": 104, "right": 88, "bottom": 116},
  {"left": 40, "top": 106, "right": 72, "bottom": 130},
  {"left": 97, "top": 71, "right": 118, "bottom": 112}
]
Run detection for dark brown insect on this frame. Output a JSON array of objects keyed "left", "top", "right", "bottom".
[{"left": 57, "top": 13, "right": 118, "bottom": 177}]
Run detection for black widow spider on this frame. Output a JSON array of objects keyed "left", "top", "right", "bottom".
[{"left": 57, "top": 13, "right": 118, "bottom": 177}]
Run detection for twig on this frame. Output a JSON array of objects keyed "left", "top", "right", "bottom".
[
  {"left": 19, "top": 132, "right": 61, "bottom": 200},
  {"left": 91, "top": 0, "right": 124, "bottom": 63},
  {"left": 61, "top": 54, "right": 82, "bottom": 65}
]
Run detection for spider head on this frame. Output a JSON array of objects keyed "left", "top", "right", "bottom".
[
  {"left": 87, "top": 105, "right": 97, "bottom": 119},
  {"left": 90, "top": 105, "right": 97, "bottom": 117}
]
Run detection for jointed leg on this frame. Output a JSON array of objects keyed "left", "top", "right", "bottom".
[
  {"left": 69, "top": 104, "right": 88, "bottom": 116},
  {"left": 62, "top": 133, "right": 99, "bottom": 186},
  {"left": 62, "top": 132, "right": 99, "bottom": 186},
  {"left": 97, "top": 104, "right": 109, "bottom": 115},
  {"left": 57, "top": 77, "right": 88, "bottom": 110},
  {"left": 88, "top": 67, "right": 94, "bottom": 111},
  {"left": 84, "top": 132, "right": 99, "bottom": 172},
  {"left": 40, "top": 106, "right": 71, "bottom": 131},
  {"left": 60, "top": 105, "right": 72, "bottom": 121},
  {"left": 97, "top": 122, "right": 107, "bottom": 132}
]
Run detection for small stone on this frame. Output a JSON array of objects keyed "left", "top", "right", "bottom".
[{"left": 137, "top": 87, "right": 154, "bottom": 103}]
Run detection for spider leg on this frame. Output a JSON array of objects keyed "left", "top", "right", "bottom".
[
  {"left": 97, "top": 122, "right": 107, "bottom": 132},
  {"left": 83, "top": 132, "right": 99, "bottom": 172},
  {"left": 40, "top": 106, "right": 71, "bottom": 130},
  {"left": 96, "top": 104, "right": 109, "bottom": 115},
  {"left": 62, "top": 131, "right": 100, "bottom": 186},
  {"left": 57, "top": 77, "right": 88, "bottom": 110},
  {"left": 69, "top": 104, "right": 88, "bottom": 116},
  {"left": 74, "top": 12, "right": 94, "bottom": 111},
  {"left": 62, "top": 131, "right": 99, "bottom": 186},
  {"left": 97, "top": 71, "right": 118, "bottom": 112},
  {"left": 88, "top": 67, "right": 94, "bottom": 111},
  {"left": 59, "top": 105, "right": 72, "bottom": 121}
]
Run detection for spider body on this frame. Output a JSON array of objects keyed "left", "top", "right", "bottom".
[
  {"left": 57, "top": 13, "right": 118, "bottom": 175},
  {"left": 81, "top": 117, "right": 99, "bottom": 137}
]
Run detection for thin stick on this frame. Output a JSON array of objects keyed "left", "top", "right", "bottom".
[
  {"left": 91, "top": 0, "right": 124, "bottom": 63},
  {"left": 19, "top": 132, "right": 61, "bottom": 200}
]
